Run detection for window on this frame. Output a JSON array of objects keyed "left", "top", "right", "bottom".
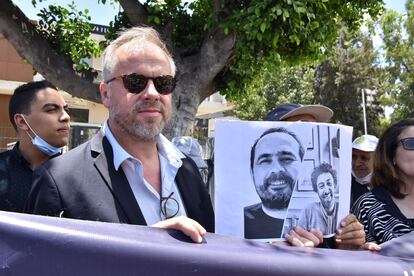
[{"left": 68, "top": 108, "right": 89, "bottom": 123}]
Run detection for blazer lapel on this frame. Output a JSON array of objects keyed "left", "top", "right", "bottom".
[
  {"left": 175, "top": 161, "right": 203, "bottom": 222},
  {"left": 90, "top": 131, "right": 146, "bottom": 225},
  {"left": 175, "top": 158, "right": 215, "bottom": 232}
]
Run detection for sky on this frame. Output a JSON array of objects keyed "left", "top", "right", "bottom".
[
  {"left": 385, "top": 0, "right": 406, "bottom": 13},
  {"left": 12, "top": 0, "right": 122, "bottom": 25},
  {"left": 12, "top": 0, "right": 407, "bottom": 26}
]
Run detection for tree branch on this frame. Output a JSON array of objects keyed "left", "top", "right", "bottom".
[
  {"left": 212, "top": 0, "right": 221, "bottom": 23},
  {"left": 196, "top": 28, "right": 236, "bottom": 99},
  {"left": 402, "top": 61, "right": 411, "bottom": 74},
  {"left": 118, "top": 0, "right": 174, "bottom": 54},
  {"left": 0, "top": 0, "right": 101, "bottom": 103},
  {"left": 119, "top": 0, "right": 148, "bottom": 26}
]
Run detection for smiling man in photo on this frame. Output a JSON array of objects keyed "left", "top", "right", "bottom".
[
  {"left": 298, "top": 163, "right": 338, "bottom": 234},
  {"left": 244, "top": 127, "right": 304, "bottom": 239}
]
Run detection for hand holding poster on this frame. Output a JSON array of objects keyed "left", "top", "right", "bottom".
[{"left": 214, "top": 120, "right": 353, "bottom": 242}]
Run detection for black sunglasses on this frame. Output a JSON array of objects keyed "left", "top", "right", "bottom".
[
  {"left": 106, "top": 73, "right": 176, "bottom": 95},
  {"left": 400, "top": 137, "right": 414, "bottom": 150}
]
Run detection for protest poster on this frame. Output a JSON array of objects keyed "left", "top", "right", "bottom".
[{"left": 214, "top": 120, "right": 353, "bottom": 241}]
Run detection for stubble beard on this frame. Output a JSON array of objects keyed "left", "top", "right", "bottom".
[
  {"left": 257, "top": 172, "right": 295, "bottom": 210},
  {"left": 355, "top": 166, "right": 369, "bottom": 178},
  {"left": 110, "top": 101, "right": 170, "bottom": 141},
  {"left": 261, "top": 185, "right": 293, "bottom": 210},
  {"left": 321, "top": 191, "right": 335, "bottom": 214}
]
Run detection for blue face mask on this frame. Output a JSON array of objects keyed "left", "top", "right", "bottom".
[{"left": 21, "top": 115, "right": 62, "bottom": 156}]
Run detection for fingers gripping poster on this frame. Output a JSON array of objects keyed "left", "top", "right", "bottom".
[{"left": 214, "top": 120, "right": 353, "bottom": 242}]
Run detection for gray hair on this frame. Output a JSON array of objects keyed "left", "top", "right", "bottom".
[{"left": 102, "top": 26, "right": 176, "bottom": 81}]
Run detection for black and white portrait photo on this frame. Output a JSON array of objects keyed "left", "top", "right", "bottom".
[
  {"left": 214, "top": 120, "right": 352, "bottom": 242},
  {"left": 244, "top": 127, "right": 304, "bottom": 239},
  {"left": 296, "top": 163, "right": 338, "bottom": 234}
]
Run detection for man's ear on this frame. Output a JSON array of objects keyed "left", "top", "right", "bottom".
[
  {"left": 99, "top": 82, "right": 110, "bottom": 108},
  {"left": 14, "top": 114, "right": 29, "bottom": 132}
]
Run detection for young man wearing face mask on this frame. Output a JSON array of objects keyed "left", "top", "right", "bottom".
[{"left": 0, "top": 80, "right": 70, "bottom": 212}]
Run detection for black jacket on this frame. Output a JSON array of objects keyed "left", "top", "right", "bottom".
[
  {"left": 25, "top": 131, "right": 214, "bottom": 232},
  {"left": 0, "top": 143, "right": 33, "bottom": 212}
]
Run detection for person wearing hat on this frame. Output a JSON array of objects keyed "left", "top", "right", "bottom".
[
  {"left": 351, "top": 134, "right": 379, "bottom": 207},
  {"left": 263, "top": 103, "right": 378, "bottom": 250},
  {"left": 263, "top": 103, "right": 333, "bottom": 122}
]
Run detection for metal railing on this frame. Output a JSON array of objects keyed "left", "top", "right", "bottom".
[{"left": 0, "top": 126, "right": 18, "bottom": 152}]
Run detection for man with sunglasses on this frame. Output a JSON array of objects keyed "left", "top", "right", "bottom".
[{"left": 26, "top": 27, "right": 214, "bottom": 243}]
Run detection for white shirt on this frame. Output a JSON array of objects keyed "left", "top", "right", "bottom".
[{"left": 102, "top": 121, "right": 187, "bottom": 225}]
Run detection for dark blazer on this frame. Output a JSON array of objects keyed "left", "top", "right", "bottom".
[{"left": 25, "top": 131, "right": 214, "bottom": 232}]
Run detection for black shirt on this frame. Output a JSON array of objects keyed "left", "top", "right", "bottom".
[
  {"left": 0, "top": 143, "right": 34, "bottom": 212},
  {"left": 352, "top": 186, "right": 414, "bottom": 243},
  {"left": 244, "top": 203, "right": 284, "bottom": 239},
  {"left": 350, "top": 175, "right": 370, "bottom": 208}
]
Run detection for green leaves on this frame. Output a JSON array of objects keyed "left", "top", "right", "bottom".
[
  {"left": 260, "top": 22, "right": 266, "bottom": 33},
  {"left": 272, "top": 34, "right": 279, "bottom": 47},
  {"left": 30, "top": 0, "right": 384, "bottom": 104},
  {"left": 234, "top": 64, "right": 316, "bottom": 120},
  {"left": 296, "top": 6, "right": 306, "bottom": 14},
  {"left": 36, "top": 2, "right": 101, "bottom": 72},
  {"left": 148, "top": 15, "right": 161, "bottom": 25},
  {"left": 220, "top": 0, "right": 384, "bottom": 99},
  {"left": 224, "top": 27, "right": 229, "bottom": 35},
  {"left": 313, "top": 26, "right": 385, "bottom": 136},
  {"left": 379, "top": 1, "right": 414, "bottom": 121}
]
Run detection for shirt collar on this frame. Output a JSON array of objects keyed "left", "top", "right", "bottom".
[
  {"left": 103, "top": 121, "right": 133, "bottom": 170},
  {"left": 157, "top": 134, "right": 185, "bottom": 169},
  {"left": 12, "top": 142, "right": 30, "bottom": 167},
  {"left": 262, "top": 204, "right": 287, "bottom": 219},
  {"left": 102, "top": 120, "right": 185, "bottom": 170}
]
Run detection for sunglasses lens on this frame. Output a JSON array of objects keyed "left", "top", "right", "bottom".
[
  {"left": 402, "top": 138, "right": 414, "bottom": 150},
  {"left": 122, "top": 74, "right": 175, "bottom": 95},
  {"left": 123, "top": 74, "right": 147, "bottom": 94},
  {"left": 154, "top": 76, "right": 176, "bottom": 95}
]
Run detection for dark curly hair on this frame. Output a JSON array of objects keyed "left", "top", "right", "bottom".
[{"left": 311, "top": 163, "right": 337, "bottom": 192}]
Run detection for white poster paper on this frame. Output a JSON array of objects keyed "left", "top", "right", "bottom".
[{"left": 214, "top": 120, "right": 353, "bottom": 242}]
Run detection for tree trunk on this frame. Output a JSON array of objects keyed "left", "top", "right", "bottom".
[
  {"left": 164, "top": 28, "right": 235, "bottom": 139},
  {"left": 0, "top": 0, "right": 101, "bottom": 103}
]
